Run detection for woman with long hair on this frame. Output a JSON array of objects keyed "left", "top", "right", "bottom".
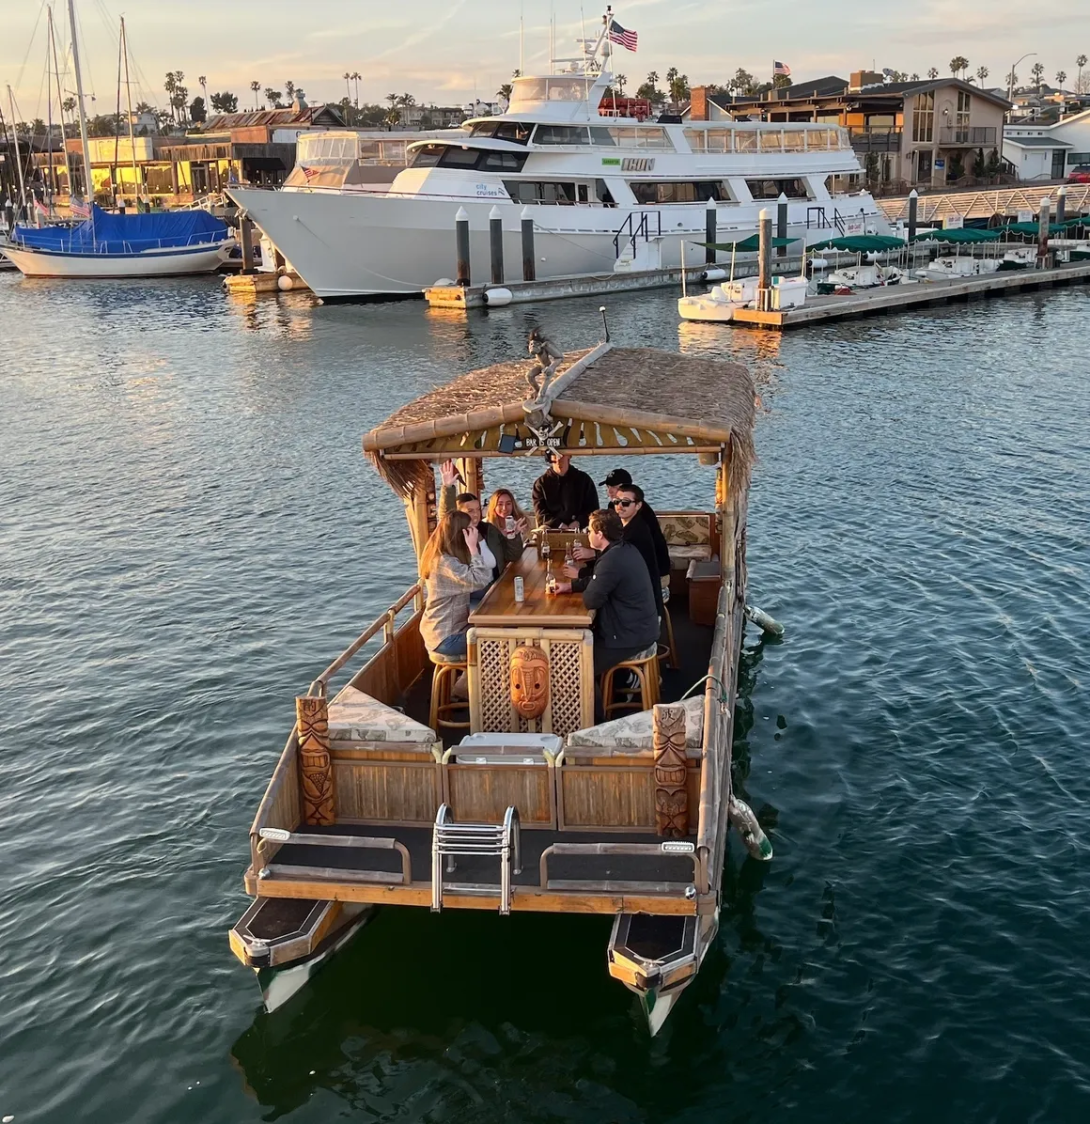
[
  {"left": 418, "top": 510, "right": 492, "bottom": 658},
  {"left": 485, "top": 488, "right": 530, "bottom": 541}
]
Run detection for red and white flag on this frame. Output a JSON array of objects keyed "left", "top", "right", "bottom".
[
  {"left": 608, "top": 19, "right": 638, "bottom": 52},
  {"left": 71, "top": 197, "right": 91, "bottom": 218},
  {"left": 773, "top": 61, "right": 791, "bottom": 77},
  {"left": 301, "top": 165, "right": 321, "bottom": 183},
  {"left": 34, "top": 197, "right": 49, "bottom": 217}
]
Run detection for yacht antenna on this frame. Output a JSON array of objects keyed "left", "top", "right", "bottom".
[
  {"left": 48, "top": 6, "right": 73, "bottom": 209},
  {"left": 120, "top": 17, "right": 140, "bottom": 207},
  {"left": 519, "top": 0, "right": 524, "bottom": 76},
  {"left": 67, "top": 0, "right": 94, "bottom": 208},
  {"left": 6, "top": 87, "right": 28, "bottom": 213}
]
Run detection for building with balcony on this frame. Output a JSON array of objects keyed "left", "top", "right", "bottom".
[
  {"left": 1004, "top": 107, "right": 1090, "bottom": 181},
  {"left": 687, "top": 73, "right": 1010, "bottom": 189}
]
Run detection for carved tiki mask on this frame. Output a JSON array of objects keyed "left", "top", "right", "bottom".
[{"left": 510, "top": 645, "right": 550, "bottom": 719}]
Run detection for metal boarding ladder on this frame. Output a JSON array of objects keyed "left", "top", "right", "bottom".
[{"left": 431, "top": 804, "right": 521, "bottom": 915}]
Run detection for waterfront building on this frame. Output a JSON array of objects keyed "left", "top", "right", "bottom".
[
  {"left": 1003, "top": 108, "right": 1090, "bottom": 181},
  {"left": 688, "top": 74, "right": 1010, "bottom": 191}
]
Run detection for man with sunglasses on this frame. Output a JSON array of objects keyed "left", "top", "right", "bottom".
[
  {"left": 601, "top": 469, "right": 670, "bottom": 583},
  {"left": 613, "top": 485, "right": 665, "bottom": 619}
]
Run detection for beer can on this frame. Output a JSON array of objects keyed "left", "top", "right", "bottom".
[{"left": 513, "top": 577, "right": 525, "bottom": 602}]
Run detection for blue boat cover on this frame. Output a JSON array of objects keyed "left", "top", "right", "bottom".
[{"left": 13, "top": 206, "right": 229, "bottom": 254}]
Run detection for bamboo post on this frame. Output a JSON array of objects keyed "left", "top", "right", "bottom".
[
  {"left": 521, "top": 206, "right": 535, "bottom": 281},
  {"left": 705, "top": 196, "right": 716, "bottom": 264},
  {"left": 489, "top": 205, "right": 504, "bottom": 284},
  {"left": 455, "top": 206, "right": 470, "bottom": 286},
  {"left": 653, "top": 703, "right": 689, "bottom": 838},
  {"left": 296, "top": 695, "right": 335, "bottom": 825}
]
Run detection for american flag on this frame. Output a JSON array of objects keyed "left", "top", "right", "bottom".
[
  {"left": 71, "top": 197, "right": 91, "bottom": 218},
  {"left": 772, "top": 60, "right": 791, "bottom": 77},
  {"left": 301, "top": 165, "right": 321, "bottom": 182},
  {"left": 34, "top": 197, "right": 49, "bottom": 217},
  {"left": 608, "top": 19, "right": 638, "bottom": 52}
]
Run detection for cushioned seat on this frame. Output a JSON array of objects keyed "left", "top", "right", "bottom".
[
  {"left": 328, "top": 685, "right": 437, "bottom": 745},
  {"left": 565, "top": 693, "right": 705, "bottom": 756},
  {"left": 667, "top": 543, "right": 713, "bottom": 563},
  {"left": 428, "top": 649, "right": 465, "bottom": 664}
]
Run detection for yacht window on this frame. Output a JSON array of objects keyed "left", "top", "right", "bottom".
[
  {"left": 746, "top": 177, "right": 810, "bottom": 199},
  {"left": 534, "top": 125, "right": 590, "bottom": 146},
  {"left": 630, "top": 180, "right": 728, "bottom": 204},
  {"left": 481, "top": 151, "right": 528, "bottom": 172},
  {"left": 470, "top": 121, "right": 531, "bottom": 144},
  {"left": 594, "top": 126, "right": 672, "bottom": 150},
  {"left": 683, "top": 128, "right": 733, "bottom": 154},
  {"left": 438, "top": 146, "right": 484, "bottom": 169},
  {"left": 503, "top": 180, "right": 580, "bottom": 204},
  {"left": 734, "top": 132, "right": 759, "bottom": 154},
  {"left": 409, "top": 144, "right": 444, "bottom": 168},
  {"left": 545, "top": 77, "right": 592, "bottom": 102}
]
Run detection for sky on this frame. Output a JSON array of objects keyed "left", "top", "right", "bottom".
[{"left": 3, "top": 0, "right": 1089, "bottom": 121}]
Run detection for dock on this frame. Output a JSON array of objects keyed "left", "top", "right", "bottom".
[
  {"left": 221, "top": 271, "right": 310, "bottom": 296},
  {"left": 425, "top": 258, "right": 804, "bottom": 309},
  {"left": 730, "top": 259, "right": 1090, "bottom": 330}
]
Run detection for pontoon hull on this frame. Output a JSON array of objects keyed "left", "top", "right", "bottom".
[{"left": 1, "top": 240, "right": 234, "bottom": 278}]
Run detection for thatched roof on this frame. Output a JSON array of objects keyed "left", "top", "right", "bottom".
[{"left": 364, "top": 343, "right": 755, "bottom": 499}]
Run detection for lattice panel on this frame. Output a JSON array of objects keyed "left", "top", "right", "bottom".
[{"left": 470, "top": 629, "right": 593, "bottom": 738}]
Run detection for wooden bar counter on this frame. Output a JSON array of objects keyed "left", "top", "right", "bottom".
[{"left": 470, "top": 547, "right": 593, "bottom": 628}]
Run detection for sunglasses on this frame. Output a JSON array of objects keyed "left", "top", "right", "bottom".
[{"left": 615, "top": 499, "right": 638, "bottom": 508}]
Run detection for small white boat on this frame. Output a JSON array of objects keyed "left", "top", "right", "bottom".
[
  {"left": 827, "top": 262, "right": 911, "bottom": 289},
  {"left": 678, "top": 277, "right": 758, "bottom": 321}
]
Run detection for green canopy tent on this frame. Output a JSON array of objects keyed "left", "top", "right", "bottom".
[
  {"left": 693, "top": 236, "right": 800, "bottom": 253},
  {"left": 1000, "top": 221, "right": 1067, "bottom": 236},
  {"left": 808, "top": 235, "right": 906, "bottom": 253},
  {"left": 910, "top": 228, "right": 999, "bottom": 243}
]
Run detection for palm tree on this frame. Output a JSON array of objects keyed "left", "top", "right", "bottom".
[
  {"left": 1056, "top": 70, "right": 1067, "bottom": 91},
  {"left": 646, "top": 70, "right": 659, "bottom": 94},
  {"left": 1077, "top": 55, "right": 1087, "bottom": 95},
  {"left": 199, "top": 75, "right": 207, "bottom": 103},
  {"left": 285, "top": 80, "right": 295, "bottom": 104},
  {"left": 497, "top": 82, "right": 513, "bottom": 102},
  {"left": 949, "top": 57, "right": 969, "bottom": 80},
  {"left": 927, "top": 67, "right": 939, "bottom": 80},
  {"left": 344, "top": 72, "right": 352, "bottom": 102},
  {"left": 1031, "top": 61, "right": 1045, "bottom": 93},
  {"left": 910, "top": 73, "right": 920, "bottom": 82},
  {"left": 164, "top": 72, "right": 177, "bottom": 121},
  {"left": 615, "top": 74, "right": 627, "bottom": 95},
  {"left": 976, "top": 65, "right": 989, "bottom": 86},
  {"left": 250, "top": 80, "right": 260, "bottom": 109},
  {"left": 351, "top": 72, "right": 361, "bottom": 107}
]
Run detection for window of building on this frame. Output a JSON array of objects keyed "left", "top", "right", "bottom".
[
  {"left": 745, "top": 177, "right": 810, "bottom": 199},
  {"left": 912, "top": 91, "right": 934, "bottom": 143},
  {"left": 629, "top": 180, "right": 729, "bottom": 204},
  {"left": 534, "top": 124, "right": 590, "bottom": 145},
  {"left": 1068, "top": 151, "right": 1090, "bottom": 164},
  {"left": 955, "top": 91, "right": 971, "bottom": 142}
]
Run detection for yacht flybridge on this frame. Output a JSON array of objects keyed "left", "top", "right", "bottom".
[{"left": 228, "top": 11, "right": 889, "bottom": 298}]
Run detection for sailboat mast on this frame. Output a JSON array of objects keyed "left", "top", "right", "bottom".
[
  {"left": 120, "top": 17, "right": 140, "bottom": 206},
  {"left": 67, "top": 0, "right": 93, "bottom": 203},
  {"left": 6, "top": 86, "right": 28, "bottom": 212},
  {"left": 49, "top": 5, "right": 74, "bottom": 202},
  {"left": 46, "top": 29, "right": 55, "bottom": 215}
]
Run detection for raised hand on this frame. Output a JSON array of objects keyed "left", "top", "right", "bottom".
[{"left": 440, "top": 459, "right": 458, "bottom": 487}]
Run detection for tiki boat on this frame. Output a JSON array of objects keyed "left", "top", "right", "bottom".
[{"left": 229, "top": 339, "right": 774, "bottom": 1033}]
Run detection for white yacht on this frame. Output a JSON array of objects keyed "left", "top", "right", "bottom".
[{"left": 228, "top": 16, "right": 890, "bottom": 299}]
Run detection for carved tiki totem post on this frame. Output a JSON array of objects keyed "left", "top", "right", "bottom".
[
  {"left": 653, "top": 703, "right": 689, "bottom": 838},
  {"left": 296, "top": 695, "right": 336, "bottom": 826}
]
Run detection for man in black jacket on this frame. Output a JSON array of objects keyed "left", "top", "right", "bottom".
[
  {"left": 614, "top": 484, "right": 664, "bottom": 618},
  {"left": 601, "top": 469, "right": 670, "bottom": 581},
  {"left": 532, "top": 453, "right": 600, "bottom": 529},
  {"left": 554, "top": 508, "right": 659, "bottom": 678}
]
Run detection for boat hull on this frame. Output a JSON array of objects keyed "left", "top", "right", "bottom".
[
  {"left": 228, "top": 186, "right": 887, "bottom": 299},
  {"left": 1, "top": 240, "right": 234, "bottom": 278}
]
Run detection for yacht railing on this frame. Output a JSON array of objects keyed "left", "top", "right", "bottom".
[
  {"left": 15, "top": 229, "right": 232, "bottom": 254},
  {"left": 612, "top": 210, "right": 662, "bottom": 258}
]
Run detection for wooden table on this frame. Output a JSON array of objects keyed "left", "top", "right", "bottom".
[{"left": 469, "top": 547, "right": 593, "bottom": 628}]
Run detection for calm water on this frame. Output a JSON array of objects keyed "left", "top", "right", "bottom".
[{"left": 1, "top": 273, "right": 1089, "bottom": 1123}]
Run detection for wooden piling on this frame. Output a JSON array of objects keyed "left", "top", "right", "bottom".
[
  {"left": 776, "top": 192, "right": 788, "bottom": 259},
  {"left": 907, "top": 189, "right": 918, "bottom": 244},
  {"left": 1038, "top": 196, "right": 1052, "bottom": 267},
  {"left": 455, "top": 206, "right": 470, "bottom": 287},
  {"left": 239, "top": 214, "right": 255, "bottom": 274},
  {"left": 1055, "top": 186, "right": 1067, "bottom": 229},
  {"left": 489, "top": 205, "right": 504, "bottom": 285},
  {"left": 757, "top": 208, "right": 772, "bottom": 311},
  {"left": 521, "top": 207, "right": 536, "bottom": 281},
  {"left": 705, "top": 197, "right": 716, "bottom": 264}
]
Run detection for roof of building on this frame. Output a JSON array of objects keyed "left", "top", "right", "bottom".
[
  {"left": 1004, "top": 135, "right": 1072, "bottom": 147},
  {"left": 718, "top": 75, "right": 1011, "bottom": 110},
  {"left": 364, "top": 344, "right": 756, "bottom": 497},
  {"left": 197, "top": 104, "right": 345, "bottom": 132}
]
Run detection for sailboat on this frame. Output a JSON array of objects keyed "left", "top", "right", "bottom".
[{"left": 2, "top": 2, "right": 233, "bottom": 279}]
